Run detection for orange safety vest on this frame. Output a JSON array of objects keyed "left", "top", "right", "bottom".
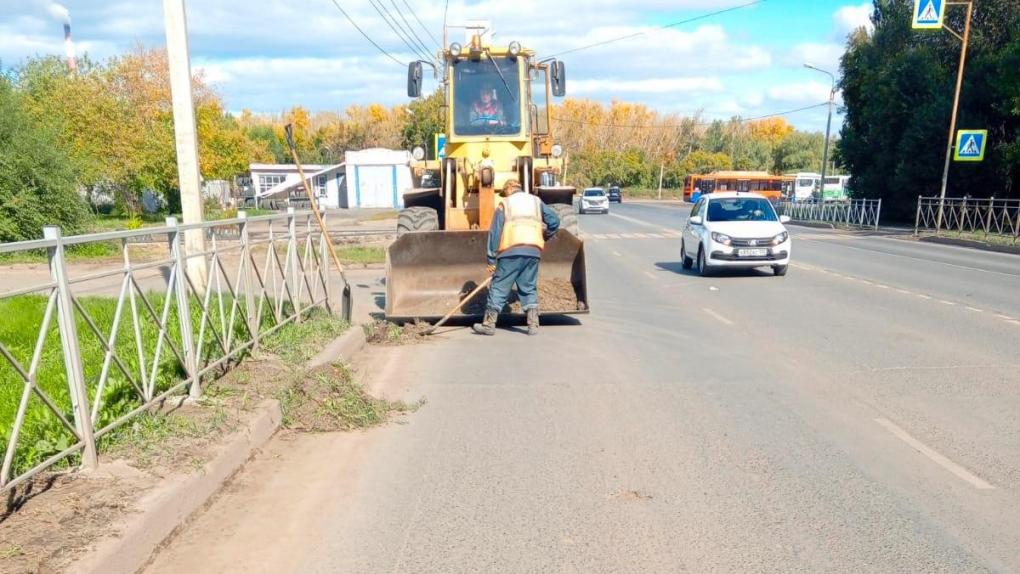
[{"left": 497, "top": 192, "right": 545, "bottom": 253}]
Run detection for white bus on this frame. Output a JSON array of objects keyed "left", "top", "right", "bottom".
[
  {"left": 785, "top": 172, "right": 821, "bottom": 201},
  {"left": 822, "top": 175, "right": 851, "bottom": 200}
]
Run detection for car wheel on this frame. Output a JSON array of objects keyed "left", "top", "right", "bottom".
[
  {"left": 697, "top": 247, "right": 712, "bottom": 277},
  {"left": 681, "top": 241, "right": 693, "bottom": 270},
  {"left": 773, "top": 264, "right": 788, "bottom": 276}
]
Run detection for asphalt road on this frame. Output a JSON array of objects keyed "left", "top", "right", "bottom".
[{"left": 144, "top": 201, "right": 1020, "bottom": 573}]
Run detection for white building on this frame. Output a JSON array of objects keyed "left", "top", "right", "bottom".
[{"left": 248, "top": 149, "right": 414, "bottom": 210}]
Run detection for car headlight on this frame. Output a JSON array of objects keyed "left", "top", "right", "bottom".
[
  {"left": 771, "top": 231, "right": 789, "bottom": 246},
  {"left": 711, "top": 232, "right": 732, "bottom": 246}
]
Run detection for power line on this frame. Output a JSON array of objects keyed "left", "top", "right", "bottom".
[
  {"left": 549, "top": 0, "right": 765, "bottom": 58},
  {"left": 391, "top": 0, "right": 435, "bottom": 59},
  {"left": 400, "top": 0, "right": 441, "bottom": 51},
  {"left": 368, "top": 0, "right": 432, "bottom": 64},
  {"left": 327, "top": 0, "right": 406, "bottom": 67},
  {"left": 551, "top": 102, "right": 830, "bottom": 130}
]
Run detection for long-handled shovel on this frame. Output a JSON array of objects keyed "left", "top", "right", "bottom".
[{"left": 425, "top": 276, "right": 493, "bottom": 335}]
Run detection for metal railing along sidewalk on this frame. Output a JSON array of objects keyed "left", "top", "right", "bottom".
[
  {"left": 0, "top": 209, "right": 336, "bottom": 492},
  {"left": 776, "top": 198, "right": 883, "bottom": 230},
  {"left": 915, "top": 196, "right": 1020, "bottom": 242}
]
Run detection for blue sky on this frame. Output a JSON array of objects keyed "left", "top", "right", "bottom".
[{"left": 0, "top": 0, "right": 874, "bottom": 132}]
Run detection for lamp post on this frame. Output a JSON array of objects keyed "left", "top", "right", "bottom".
[{"left": 805, "top": 63, "right": 836, "bottom": 203}]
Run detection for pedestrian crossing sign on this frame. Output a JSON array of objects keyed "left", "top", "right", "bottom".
[
  {"left": 954, "top": 130, "right": 987, "bottom": 162},
  {"left": 912, "top": 0, "right": 945, "bottom": 29}
]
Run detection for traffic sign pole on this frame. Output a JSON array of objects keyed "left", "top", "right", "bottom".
[{"left": 936, "top": 1, "right": 973, "bottom": 230}]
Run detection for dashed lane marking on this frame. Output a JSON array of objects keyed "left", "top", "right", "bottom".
[
  {"left": 644, "top": 271, "right": 658, "bottom": 280},
  {"left": 875, "top": 417, "right": 995, "bottom": 490},
  {"left": 702, "top": 307, "right": 735, "bottom": 326}
]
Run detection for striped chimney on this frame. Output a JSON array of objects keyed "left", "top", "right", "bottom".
[{"left": 63, "top": 23, "right": 77, "bottom": 73}]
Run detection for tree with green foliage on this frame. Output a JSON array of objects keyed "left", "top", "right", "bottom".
[
  {"left": 402, "top": 89, "right": 445, "bottom": 155},
  {"left": 0, "top": 75, "right": 91, "bottom": 241},
  {"left": 839, "top": 0, "right": 1020, "bottom": 221}
]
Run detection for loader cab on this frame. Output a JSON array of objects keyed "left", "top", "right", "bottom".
[{"left": 451, "top": 57, "right": 523, "bottom": 137}]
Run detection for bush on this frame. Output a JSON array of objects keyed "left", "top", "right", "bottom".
[{"left": 0, "top": 75, "right": 91, "bottom": 241}]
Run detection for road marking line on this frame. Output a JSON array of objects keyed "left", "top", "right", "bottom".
[
  {"left": 995, "top": 314, "right": 1014, "bottom": 321},
  {"left": 606, "top": 234, "right": 622, "bottom": 239},
  {"left": 917, "top": 294, "right": 932, "bottom": 300},
  {"left": 874, "top": 284, "right": 890, "bottom": 289},
  {"left": 702, "top": 307, "right": 734, "bottom": 326},
  {"left": 896, "top": 288, "right": 912, "bottom": 295},
  {"left": 612, "top": 250, "right": 622, "bottom": 257},
  {"left": 939, "top": 300, "right": 956, "bottom": 306},
  {"left": 798, "top": 237, "right": 1020, "bottom": 279},
  {"left": 644, "top": 271, "right": 657, "bottom": 280},
  {"left": 874, "top": 417, "right": 995, "bottom": 490},
  {"left": 966, "top": 306, "right": 984, "bottom": 313},
  {"left": 609, "top": 212, "right": 664, "bottom": 230},
  {"left": 590, "top": 234, "right": 606, "bottom": 240}
]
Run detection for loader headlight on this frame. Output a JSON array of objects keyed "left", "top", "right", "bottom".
[
  {"left": 551, "top": 144, "right": 563, "bottom": 158},
  {"left": 412, "top": 146, "right": 425, "bottom": 161},
  {"left": 771, "top": 231, "right": 789, "bottom": 245},
  {"left": 508, "top": 41, "right": 522, "bottom": 57},
  {"left": 711, "top": 232, "right": 732, "bottom": 246},
  {"left": 449, "top": 42, "right": 462, "bottom": 57}
]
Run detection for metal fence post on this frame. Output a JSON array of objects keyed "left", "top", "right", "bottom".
[
  {"left": 874, "top": 199, "right": 882, "bottom": 230},
  {"left": 984, "top": 197, "right": 995, "bottom": 236},
  {"left": 43, "top": 226, "right": 98, "bottom": 469},
  {"left": 167, "top": 217, "right": 200, "bottom": 399},
  {"left": 238, "top": 211, "right": 259, "bottom": 351},
  {"left": 915, "top": 196, "right": 922, "bottom": 235},
  {"left": 287, "top": 207, "right": 301, "bottom": 322}
]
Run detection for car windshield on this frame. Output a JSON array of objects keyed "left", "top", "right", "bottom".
[
  {"left": 452, "top": 57, "right": 521, "bottom": 136},
  {"left": 706, "top": 198, "right": 778, "bottom": 222},
  {"left": 584, "top": 189, "right": 605, "bottom": 197}
]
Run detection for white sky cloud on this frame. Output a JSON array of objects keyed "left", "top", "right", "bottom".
[{"left": 0, "top": 0, "right": 865, "bottom": 131}]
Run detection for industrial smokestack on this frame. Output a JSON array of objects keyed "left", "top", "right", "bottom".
[{"left": 63, "top": 22, "right": 77, "bottom": 73}]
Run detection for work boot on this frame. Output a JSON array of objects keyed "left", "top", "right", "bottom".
[
  {"left": 526, "top": 308, "right": 539, "bottom": 336},
  {"left": 472, "top": 310, "right": 497, "bottom": 336}
]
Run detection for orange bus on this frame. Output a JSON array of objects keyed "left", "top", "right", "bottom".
[{"left": 684, "top": 171, "right": 793, "bottom": 202}]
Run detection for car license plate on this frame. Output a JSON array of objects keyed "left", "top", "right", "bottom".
[{"left": 737, "top": 248, "right": 768, "bottom": 257}]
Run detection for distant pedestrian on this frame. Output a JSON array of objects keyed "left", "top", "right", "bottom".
[{"left": 472, "top": 180, "right": 561, "bottom": 336}]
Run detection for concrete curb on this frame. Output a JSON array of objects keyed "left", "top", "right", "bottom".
[
  {"left": 914, "top": 235, "right": 1020, "bottom": 256},
  {"left": 307, "top": 327, "right": 368, "bottom": 369},
  {"left": 72, "top": 400, "right": 283, "bottom": 574},
  {"left": 787, "top": 220, "right": 836, "bottom": 230}
]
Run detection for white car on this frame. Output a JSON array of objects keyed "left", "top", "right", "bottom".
[
  {"left": 579, "top": 188, "right": 609, "bottom": 214},
  {"left": 680, "top": 192, "right": 792, "bottom": 276}
]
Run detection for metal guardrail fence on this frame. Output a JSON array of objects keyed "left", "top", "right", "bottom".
[
  {"left": 915, "top": 196, "right": 1020, "bottom": 242},
  {"left": 0, "top": 209, "right": 336, "bottom": 492},
  {"left": 776, "top": 199, "right": 883, "bottom": 230}
]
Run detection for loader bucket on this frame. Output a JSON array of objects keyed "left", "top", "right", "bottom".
[{"left": 385, "top": 230, "right": 589, "bottom": 321}]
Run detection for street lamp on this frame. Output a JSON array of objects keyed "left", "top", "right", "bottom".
[{"left": 804, "top": 63, "right": 836, "bottom": 202}]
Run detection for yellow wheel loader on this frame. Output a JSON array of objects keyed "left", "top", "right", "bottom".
[{"left": 386, "top": 30, "right": 588, "bottom": 320}]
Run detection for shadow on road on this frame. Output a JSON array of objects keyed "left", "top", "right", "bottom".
[{"left": 654, "top": 261, "right": 777, "bottom": 278}]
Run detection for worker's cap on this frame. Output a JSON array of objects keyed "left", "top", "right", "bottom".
[{"left": 501, "top": 180, "right": 522, "bottom": 194}]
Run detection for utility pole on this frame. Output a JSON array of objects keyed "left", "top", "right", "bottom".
[
  {"left": 163, "top": 0, "right": 207, "bottom": 292},
  {"left": 936, "top": 1, "right": 974, "bottom": 229},
  {"left": 805, "top": 63, "right": 836, "bottom": 202},
  {"left": 657, "top": 161, "right": 665, "bottom": 200}
]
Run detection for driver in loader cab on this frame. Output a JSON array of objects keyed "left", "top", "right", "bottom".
[
  {"left": 470, "top": 83, "right": 505, "bottom": 127},
  {"left": 473, "top": 180, "right": 560, "bottom": 337}
]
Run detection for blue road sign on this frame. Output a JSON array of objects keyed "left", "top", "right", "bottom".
[
  {"left": 912, "top": 0, "right": 945, "bottom": 29},
  {"left": 954, "top": 129, "right": 987, "bottom": 162},
  {"left": 435, "top": 133, "right": 447, "bottom": 160}
]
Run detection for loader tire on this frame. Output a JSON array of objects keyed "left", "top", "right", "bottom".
[
  {"left": 550, "top": 203, "right": 579, "bottom": 238},
  {"left": 397, "top": 206, "right": 439, "bottom": 235}
]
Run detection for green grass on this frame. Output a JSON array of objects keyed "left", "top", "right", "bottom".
[
  {"left": 259, "top": 309, "right": 349, "bottom": 366},
  {"left": 362, "top": 210, "right": 399, "bottom": 221},
  {"left": 337, "top": 245, "right": 386, "bottom": 265},
  {"left": 99, "top": 408, "right": 230, "bottom": 469},
  {"left": 0, "top": 242, "right": 121, "bottom": 265},
  {"left": 620, "top": 187, "right": 685, "bottom": 200},
  {"left": 0, "top": 291, "right": 274, "bottom": 477}
]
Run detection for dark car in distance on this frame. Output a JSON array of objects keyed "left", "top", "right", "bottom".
[{"left": 606, "top": 186, "right": 622, "bottom": 203}]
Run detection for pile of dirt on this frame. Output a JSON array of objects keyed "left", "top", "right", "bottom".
[
  {"left": 364, "top": 319, "right": 431, "bottom": 345},
  {"left": 461, "top": 278, "right": 582, "bottom": 314},
  {"left": 277, "top": 364, "right": 421, "bottom": 432}
]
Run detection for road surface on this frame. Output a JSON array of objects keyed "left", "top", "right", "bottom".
[{"left": 144, "top": 201, "right": 1020, "bottom": 573}]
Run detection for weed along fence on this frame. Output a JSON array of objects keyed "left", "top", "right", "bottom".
[
  {"left": 915, "top": 196, "right": 1020, "bottom": 242},
  {"left": 0, "top": 209, "right": 337, "bottom": 492},
  {"left": 776, "top": 198, "right": 882, "bottom": 230}
]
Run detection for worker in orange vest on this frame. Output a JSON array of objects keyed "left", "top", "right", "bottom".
[{"left": 473, "top": 180, "right": 560, "bottom": 336}]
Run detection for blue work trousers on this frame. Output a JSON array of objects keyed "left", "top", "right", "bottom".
[{"left": 486, "top": 255, "right": 540, "bottom": 313}]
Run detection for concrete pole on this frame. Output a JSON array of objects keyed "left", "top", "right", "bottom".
[
  {"left": 163, "top": 0, "right": 207, "bottom": 293},
  {"left": 936, "top": 1, "right": 973, "bottom": 230}
]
